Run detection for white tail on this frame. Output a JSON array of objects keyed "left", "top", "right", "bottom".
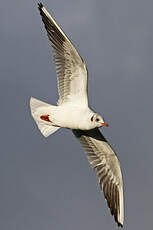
[{"left": 30, "top": 97, "right": 60, "bottom": 137}]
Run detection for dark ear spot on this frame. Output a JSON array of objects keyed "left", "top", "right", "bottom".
[{"left": 91, "top": 115, "right": 94, "bottom": 122}]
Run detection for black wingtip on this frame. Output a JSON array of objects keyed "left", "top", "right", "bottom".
[
  {"left": 118, "top": 222, "right": 123, "bottom": 228},
  {"left": 38, "top": 2, "right": 43, "bottom": 10}
]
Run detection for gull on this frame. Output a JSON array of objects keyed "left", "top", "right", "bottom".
[{"left": 30, "top": 2, "right": 124, "bottom": 227}]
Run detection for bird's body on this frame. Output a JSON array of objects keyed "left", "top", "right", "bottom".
[
  {"left": 52, "top": 104, "right": 95, "bottom": 130},
  {"left": 30, "top": 2, "right": 124, "bottom": 227}
]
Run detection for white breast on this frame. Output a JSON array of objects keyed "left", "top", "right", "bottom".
[{"left": 53, "top": 105, "right": 94, "bottom": 130}]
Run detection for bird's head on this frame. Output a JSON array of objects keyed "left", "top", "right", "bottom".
[{"left": 90, "top": 113, "right": 109, "bottom": 128}]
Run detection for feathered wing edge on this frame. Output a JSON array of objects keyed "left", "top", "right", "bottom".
[
  {"left": 38, "top": 3, "right": 88, "bottom": 106},
  {"left": 73, "top": 128, "right": 124, "bottom": 227}
]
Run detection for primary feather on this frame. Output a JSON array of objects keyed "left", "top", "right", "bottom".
[
  {"left": 38, "top": 3, "right": 88, "bottom": 106},
  {"left": 73, "top": 128, "right": 124, "bottom": 227}
]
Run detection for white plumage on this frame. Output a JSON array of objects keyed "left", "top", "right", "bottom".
[{"left": 30, "top": 3, "right": 124, "bottom": 227}]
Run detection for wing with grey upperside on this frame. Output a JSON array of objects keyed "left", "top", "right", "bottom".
[
  {"left": 72, "top": 128, "right": 124, "bottom": 227},
  {"left": 38, "top": 3, "right": 88, "bottom": 106}
]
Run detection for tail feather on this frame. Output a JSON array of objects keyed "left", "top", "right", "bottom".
[
  {"left": 30, "top": 97, "right": 51, "bottom": 114},
  {"left": 30, "top": 97, "right": 60, "bottom": 137},
  {"left": 36, "top": 122, "right": 60, "bottom": 137}
]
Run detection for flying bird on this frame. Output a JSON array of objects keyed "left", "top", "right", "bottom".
[{"left": 30, "top": 3, "right": 124, "bottom": 227}]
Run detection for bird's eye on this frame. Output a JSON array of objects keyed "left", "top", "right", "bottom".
[{"left": 96, "top": 118, "right": 99, "bottom": 122}]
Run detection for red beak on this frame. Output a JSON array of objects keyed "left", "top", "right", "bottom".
[{"left": 101, "top": 122, "right": 109, "bottom": 127}]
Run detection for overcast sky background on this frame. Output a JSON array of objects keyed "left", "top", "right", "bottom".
[{"left": 0, "top": 0, "right": 153, "bottom": 229}]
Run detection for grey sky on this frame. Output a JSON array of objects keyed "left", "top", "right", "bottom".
[{"left": 0, "top": 0, "right": 153, "bottom": 229}]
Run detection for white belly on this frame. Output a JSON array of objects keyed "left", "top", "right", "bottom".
[{"left": 53, "top": 105, "right": 94, "bottom": 130}]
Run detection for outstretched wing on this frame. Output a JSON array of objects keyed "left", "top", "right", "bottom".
[
  {"left": 73, "top": 128, "right": 124, "bottom": 227},
  {"left": 38, "top": 3, "right": 88, "bottom": 106}
]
